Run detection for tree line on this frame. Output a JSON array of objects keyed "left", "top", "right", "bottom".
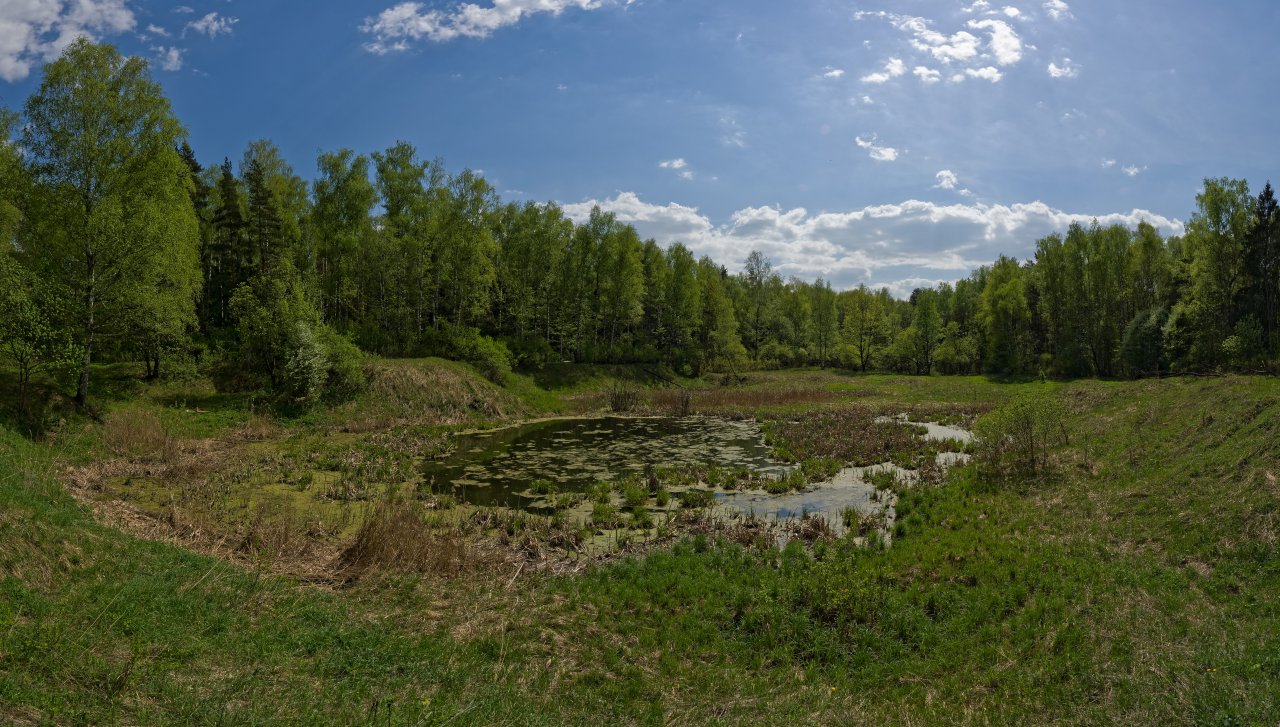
[{"left": 2, "top": 41, "right": 1278, "bottom": 420}]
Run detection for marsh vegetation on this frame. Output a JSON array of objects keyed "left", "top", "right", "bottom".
[{"left": 2, "top": 38, "right": 1279, "bottom": 727}]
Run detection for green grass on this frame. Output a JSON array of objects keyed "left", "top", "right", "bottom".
[{"left": 2, "top": 369, "right": 1278, "bottom": 724}]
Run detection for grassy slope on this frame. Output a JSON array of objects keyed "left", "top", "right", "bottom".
[{"left": 1, "top": 369, "right": 1278, "bottom": 724}]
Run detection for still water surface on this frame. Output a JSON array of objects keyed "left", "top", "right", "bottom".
[{"left": 422, "top": 416, "right": 792, "bottom": 508}]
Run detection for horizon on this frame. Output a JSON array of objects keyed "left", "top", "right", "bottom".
[{"left": 2, "top": 0, "right": 1276, "bottom": 296}]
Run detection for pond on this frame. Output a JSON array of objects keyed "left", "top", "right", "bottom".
[{"left": 422, "top": 416, "right": 792, "bottom": 509}]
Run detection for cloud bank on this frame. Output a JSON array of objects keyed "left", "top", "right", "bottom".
[
  {"left": 562, "top": 192, "right": 1183, "bottom": 294},
  {"left": 362, "top": 0, "right": 607, "bottom": 53},
  {"left": 0, "top": 0, "right": 135, "bottom": 81}
]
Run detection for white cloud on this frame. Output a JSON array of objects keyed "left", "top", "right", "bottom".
[
  {"left": 660, "top": 158, "right": 695, "bottom": 180},
  {"left": 186, "top": 12, "right": 237, "bottom": 38},
  {"left": 859, "top": 94, "right": 875, "bottom": 105},
  {"left": 362, "top": 0, "right": 605, "bottom": 53},
  {"left": 1102, "top": 159, "right": 1117, "bottom": 168},
  {"left": 934, "top": 170, "right": 959, "bottom": 189},
  {"left": 861, "top": 57, "right": 905, "bottom": 84},
  {"left": 561, "top": 192, "right": 1184, "bottom": 291},
  {"left": 967, "top": 19, "right": 1022, "bottom": 66},
  {"left": 1002, "top": 7, "right": 1022, "bottom": 18},
  {"left": 961, "top": 66, "right": 1003, "bottom": 82},
  {"left": 822, "top": 67, "right": 845, "bottom": 79},
  {"left": 152, "top": 45, "right": 183, "bottom": 71},
  {"left": 146, "top": 23, "right": 169, "bottom": 37},
  {"left": 913, "top": 65, "right": 941, "bottom": 84},
  {"left": 1044, "top": 0, "right": 1072, "bottom": 20},
  {"left": 0, "top": 0, "right": 135, "bottom": 82},
  {"left": 1123, "top": 165, "right": 1147, "bottom": 177},
  {"left": 173, "top": 6, "right": 194, "bottom": 13},
  {"left": 884, "top": 277, "right": 955, "bottom": 299},
  {"left": 1047, "top": 59, "right": 1078, "bottom": 78},
  {"left": 962, "top": 1, "right": 991, "bottom": 13},
  {"left": 897, "top": 18, "right": 981, "bottom": 64},
  {"left": 855, "top": 134, "right": 899, "bottom": 162}
]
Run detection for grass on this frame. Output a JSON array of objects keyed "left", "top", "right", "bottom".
[{"left": 1, "top": 364, "right": 1278, "bottom": 724}]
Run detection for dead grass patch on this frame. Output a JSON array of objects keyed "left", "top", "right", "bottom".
[
  {"left": 337, "top": 361, "right": 533, "bottom": 432},
  {"left": 338, "top": 496, "right": 490, "bottom": 580},
  {"left": 103, "top": 408, "right": 175, "bottom": 463}
]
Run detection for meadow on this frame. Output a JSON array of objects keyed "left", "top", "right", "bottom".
[{"left": 2, "top": 360, "right": 1278, "bottom": 725}]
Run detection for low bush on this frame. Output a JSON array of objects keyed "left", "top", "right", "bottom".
[{"left": 974, "top": 393, "right": 1068, "bottom": 481}]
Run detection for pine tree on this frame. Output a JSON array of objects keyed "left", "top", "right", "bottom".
[
  {"left": 1245, "top": 182, "right": 1280, "bottom": 355},
  {"left": 244, "top": 157, "right": 285, "bottom": 276},
  {"left": 210, "top": 159, "right": 246, "bottom": 327}
]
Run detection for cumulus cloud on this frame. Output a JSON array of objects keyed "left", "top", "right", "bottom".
[
  {"left": 822, "top": 67, "right": 845, "bottom": 78},
  {"left": 935, "top": 170, "right": 959, "bottom": 189},
  {"left": 856, "top": 10, "right": 1035, "bottom": 88},
  {"left": 913, "top": 65, "right": 941, "bottom": 84},
  {"left": 857, "top": 13, "right": 982, "bottom": 65},
  {"left": 967, "top": 18, "right": 1021, "bottom": 65},
  {"left": 1102, "top": 159, "right": 1117, "bottom": 168},
  {"left": 560, "top": 192, "right": 1184, "bottom": 291},
  {"left": 146, "top": 23, "right": 169, "bottom": 37},
  {"left": 860, "top": 57, "right": 905, "bottom": 84},
  {"left": 0, "top": 0, "right": 136, "bottom": 82},
  {"left": 855, "top": 134, "right": 899, "bottom": 162},
  {"left": 955, "top": 66, "right": 1003, "bottom": 83},
  {"left": 969, "top": 66, "right": 1003, "bottom": 82},
  {"left": 186, "top": 12, "right": 237, "bottom": 38},
  {"left": 1044, "top": 0, "right": 1072, "bottom": 20},
  {"left": 152, "top": 45, "right": 183, "bottom": 71},
  {"left": 1047, "top": 59, "right": 1079, "bottom": 78},
  {"left": 1123, "top": 165, "right": 1147, "bottom": 177},
  {"left": 362, "top": 0, "right": 605, "bottom": 53}
]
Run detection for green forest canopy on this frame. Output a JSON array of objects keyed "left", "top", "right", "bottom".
[{"left": 2, "top": 41, "right": 1278, "bottom": 414}]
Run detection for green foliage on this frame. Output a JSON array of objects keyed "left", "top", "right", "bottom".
[
  {"left": 0, "top": 255, "right": 80, "bottom": 419},
  {"left": 224, "top": 266, "right": 364, "bottom": 409},
  {"left": 1119, "top": 306, "right": 1169, "bottom": 378},
  {"left": 18, "top": 39, "right": 199, "bottom": 405},
  {"left": 974, "top": 393, "right": 1068, "bottom": 481}
]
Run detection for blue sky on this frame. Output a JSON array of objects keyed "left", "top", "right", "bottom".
[{"left": 2, "top": 0, "right": 1277, "bottom": 295}]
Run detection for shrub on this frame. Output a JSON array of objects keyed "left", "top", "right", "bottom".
[
  {"left": 974, "top": 393, "right": 1068, "bottom": 481},
  {"left": 225, "top": 271, "right": 365, "bottom": 409},
  {"left": 317, "top": 326, "right": 366, "bottom": 403},
  {"left": 280, "top": 322, "right": 328, "bottom": 407},
  {"left": 463, "top": 334, "right": 514, "bottom": 385}
]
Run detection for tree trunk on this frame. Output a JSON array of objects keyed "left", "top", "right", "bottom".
[{"left": 75, "top": 261, "right": 96, "bottom": 407}]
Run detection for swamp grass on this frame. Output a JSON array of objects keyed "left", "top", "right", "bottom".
[{"left": 1, "top": 364, "right": 1278, "bottom": 724}]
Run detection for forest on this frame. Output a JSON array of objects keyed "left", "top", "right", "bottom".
[
  {"left": 3, "top": 40, "right": 1279, "bottom": 426},
  {"left": 3, "top": 39, "right": 1280, "bottom": 725}
]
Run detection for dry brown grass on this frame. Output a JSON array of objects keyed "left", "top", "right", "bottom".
[
  {"left": 103, "top": 408, "right": 175, "bottom": 463},
  {"left": 338, "top": 496, "right": 477, "bottom": 580},
  {"left": 336, "top": 360, "right": 532, "bottom": 432},
  {"left": 645, "top": 386, "right": 846, "bottom": 416}
]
